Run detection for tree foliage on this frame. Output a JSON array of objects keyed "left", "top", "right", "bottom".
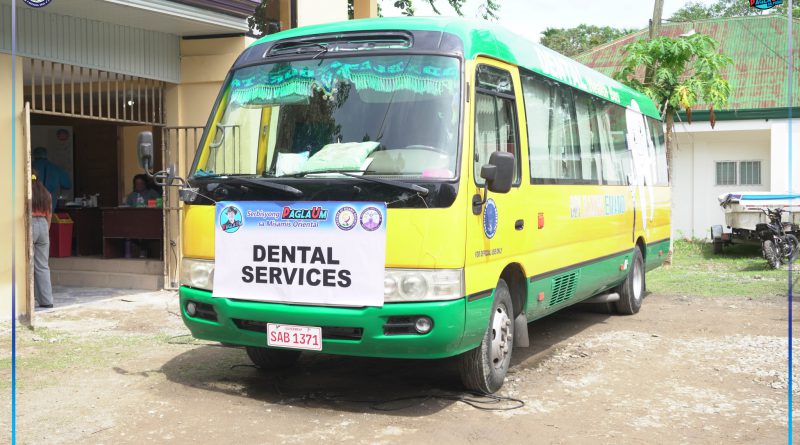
[
  {"left": 614, "top": 34, "right": 732, "bottom": 174},
  {"left": 540, "top": 25, "right": 634, "bottom": 57},
  {"left": 250, "top": 0, "right": 500, "bottom": 37},
  {"left": 670, "top": 0, "right": 799, "bottom": 22},
  {"left": 247, "top": 1, "right": 277, "bottom": 37},
  {"left": 391, "top": 0, "right": 500, "bottom": 20}
]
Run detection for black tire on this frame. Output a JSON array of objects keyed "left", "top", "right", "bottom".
[
  {"left": 763, "top": 240, "right": 781, "bottom": 269},
  {"left": 615, "top": 247, "right": 645, "bottom": 315},
  {"left": 712, "top": 240, "right": 723, "bottom": 254},
  {"left": 780, "top": 234, "right": 799, "bottom": 264},
  {"left": 458, "top": 279, "right": 514, "bottom": 394},
  {"left": 245, "top": 346, "right": 301, "bottom": 370}
]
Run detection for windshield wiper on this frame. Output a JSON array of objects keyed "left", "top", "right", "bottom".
[
  {"left": 287, "top": 169, "right": 367, "bottom": 178},
  {"left": 219, "top": 176, "right": 303, "bottom": 197},
  {"left": 288, "top": 170, "right": 428, "bottom": 196},
  {"left": 337, "top": 172, "right": 429, "bottom": 196}
]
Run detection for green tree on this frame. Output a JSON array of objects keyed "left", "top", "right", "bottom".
[
  {"left": 614, "top": 34, "right": 732, "bottom": 176},
  {"left": 670, "top": 0, "right": 799, "bottom": 21},
  {"left": 248, "top": 1, "right": 278, "bottom": 37},
  {"left": 250, "top": 0, "right": 500, "bottom": 37},
  {"left": 540, "top": 25, "right": 634, "bottom": 57},
  {"left": 391, "top": 0, "right": 499, "bottom": 19}
]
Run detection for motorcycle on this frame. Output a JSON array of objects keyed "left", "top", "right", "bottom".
[{"left": 757, "top": 207, "right": 799, "bottom": 269}]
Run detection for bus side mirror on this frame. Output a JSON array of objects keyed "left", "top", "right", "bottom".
[
  {"left": 482, "top": 151, "right": 514, "bottom": 193},
  {"left": 137, "top": 131, "right": 154, "bottom": 174},
  {"left": 473, "top": 151, "right": 515, "bottom": 215}
]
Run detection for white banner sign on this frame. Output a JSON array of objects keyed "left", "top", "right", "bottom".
[{"left": 213, "top": 201, "right": 386, "bottom": 307}]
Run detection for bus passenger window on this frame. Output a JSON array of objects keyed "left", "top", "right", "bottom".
[
  {"left": 606, "top": 104, "right": 633, "bottom": 184},
  {"left": 575, "top": 93, "right": 603, "bottom": 184},
  {"left": 647, "top": 116, "right": 669, "bottom": 185},
  {"left": 473, "top": 65, "right": 519, "bottom": 186}
]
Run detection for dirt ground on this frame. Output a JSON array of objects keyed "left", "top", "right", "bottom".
[{"left": 2, "top": 290, "right": 798, "bottom": 445}]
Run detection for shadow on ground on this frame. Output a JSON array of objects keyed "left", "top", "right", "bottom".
[
  {"left": 134, "top": 305, "right": 613, "bottom": 416},
  {"left": 700, "top": 242, "right": 762, "bottom": 261}
]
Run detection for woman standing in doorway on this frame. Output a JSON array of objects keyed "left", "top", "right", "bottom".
[{"left": 32, "top": 172, "right": 54, "bottom": 308}]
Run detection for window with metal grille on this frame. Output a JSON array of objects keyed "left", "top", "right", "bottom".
[
  {"left": 715, "top": 161, "right": 737, "bottom": 186},
  {"left": 739, "top": 161, "right": 762, "bottom": 186},
  {"left": 23, "top": 59, "right": 165, "bottom": 125}
]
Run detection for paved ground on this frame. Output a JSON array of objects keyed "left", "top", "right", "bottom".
[
  {"left": 35, "top": 286, "right": 146, "bottom": 314},
  {"left": 2, "top": 289, "right": 798, "bottom": 444}
]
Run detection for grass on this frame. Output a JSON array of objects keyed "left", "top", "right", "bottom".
[
  {"left": 0, "top": 327, "right": 174, "bottom": 392},
  {"left": 648, "top": 240, "right": 790, "bottom": 298}
]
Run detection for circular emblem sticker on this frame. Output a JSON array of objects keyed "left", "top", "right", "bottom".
[
  {"left": 219, "top": 205, "right": 243, "bottom": 233},
  {"left": 359, "top": 207, "right": 383, "bottom": 231},
  {"left": 483, "top": 198, "right": 498, "bottom": 239},
  {"left": 335, "top": 206, "right": 358, "bottom": 231},
  {"left": 23, "top": 0, "right": 53, "bottom": 7}
]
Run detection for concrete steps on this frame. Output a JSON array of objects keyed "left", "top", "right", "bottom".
[{"left": 49, "top": 257, "right": 164, "bottom": 290}]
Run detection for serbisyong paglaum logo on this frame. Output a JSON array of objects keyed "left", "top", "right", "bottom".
[
  {"left": 23, "top": 0, "right": 53, "bottom": 7},
  {"left": 281, "top": 205, "right": 328, "bottom": 220},
  {"left": 750, "top": 0, "right": 782, "bottom": 10},
  {"left": 219, "top": 205, "right": 244, "bottom": 233},
  {"left": 483, "top": 198, "right": 498, "bottom": 239}
]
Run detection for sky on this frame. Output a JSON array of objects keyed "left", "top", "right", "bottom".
[{"left": 377, "top": 0, "right": 718, "bottom": 43}]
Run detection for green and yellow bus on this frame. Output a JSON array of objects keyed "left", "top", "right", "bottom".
[{"left": 166, "top": 17, "right": 671, "bottom": 394}]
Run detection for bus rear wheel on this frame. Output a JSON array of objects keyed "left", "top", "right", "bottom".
[
  {"left": 615, "top": 247, "right": 645, "bottom": 315},
  {"left": 245, "top": 346, "right": 301, "bottom": 370},
  {"left": 458, "top": 278, "right": 514, "bottom": 394}
]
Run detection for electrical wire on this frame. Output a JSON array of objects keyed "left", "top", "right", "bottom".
[
  {"left": 167, "top": 337, "right": 526, "bottom": 412},
  {"left": 233, "top": 363, "right": 525, "bottom": 412}
]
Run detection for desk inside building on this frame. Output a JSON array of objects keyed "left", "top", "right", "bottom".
[{"left": 101, "top": 207, "right": 163, "bottom": 259}]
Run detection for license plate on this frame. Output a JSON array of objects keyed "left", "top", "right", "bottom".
[{"left": 266, "top": 323, "right": 322, "bottom": 351}]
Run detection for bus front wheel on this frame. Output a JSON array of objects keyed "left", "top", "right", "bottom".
[{"left": 458, "top": 278, "right": 514, "bottom": 394}]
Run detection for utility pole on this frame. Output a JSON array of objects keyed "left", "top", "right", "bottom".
[
  {"left": 645, "top": 0, "right": 664, "bottom": 85},
  {"left": 649, "top": 0, "right": 664, "bottom": 40}
]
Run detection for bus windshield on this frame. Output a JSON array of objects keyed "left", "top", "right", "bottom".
[{"left": 193, "top": 55, "right": 461, "bottom": 180}]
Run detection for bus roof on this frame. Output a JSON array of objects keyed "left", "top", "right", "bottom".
[{"left": 251, "top": 17, "right": 661, "bottom": 120}]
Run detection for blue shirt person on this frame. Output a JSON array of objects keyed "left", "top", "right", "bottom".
[{"left": 32, "top": 146, "right": 72, "bottom": 210}]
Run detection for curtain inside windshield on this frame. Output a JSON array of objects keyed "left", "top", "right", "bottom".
[{"left": 196, "top": 55, "right": 461, "bottom": 179}]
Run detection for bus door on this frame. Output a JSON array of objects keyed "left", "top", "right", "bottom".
[{"left": 464, "top": 59, "right": 527, "bottom": 301}]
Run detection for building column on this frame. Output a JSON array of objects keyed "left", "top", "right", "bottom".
[
  {"left": 0, "top": 53, "right": 28, "bottom": 321},
  {"left": 353, "top": 0, "right": 378, "bottom": 19},
  {"left": 296, "top": 0, "right": 348, "bottom": 27}
]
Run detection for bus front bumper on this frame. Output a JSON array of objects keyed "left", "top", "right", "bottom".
[{"left": 179, "top": 286, "right": 476, "bottom": 359}]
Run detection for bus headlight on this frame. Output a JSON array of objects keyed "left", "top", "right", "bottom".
[
  {"left": 384, "top": 269, "right": 463, "bottom": 302},
  {"left": 181, "top": 258, "right": 214, "bottom": 291}
]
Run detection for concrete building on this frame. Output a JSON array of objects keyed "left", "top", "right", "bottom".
[
  {"left": 576, "top": 14, "right": 800, "bottom": 240},
  {"left": 1, "top": 0, "right": 374, "bottom": 322}
]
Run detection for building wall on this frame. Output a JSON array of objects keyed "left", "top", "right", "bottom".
[
  {"left": 0, "top": 4, "right": 181, "bottom": 83},
  {"left": 297, "top": 0, "right": 348, "bottom": 27},
  {"left": 672, "top": 129, "right": 771, "bottom": 239},
  {"left": 769, "top": 121, "right": 800, "bottom": 193},
  {"left": 0, "top": 53, "right": 26, "bottom": 321}
]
